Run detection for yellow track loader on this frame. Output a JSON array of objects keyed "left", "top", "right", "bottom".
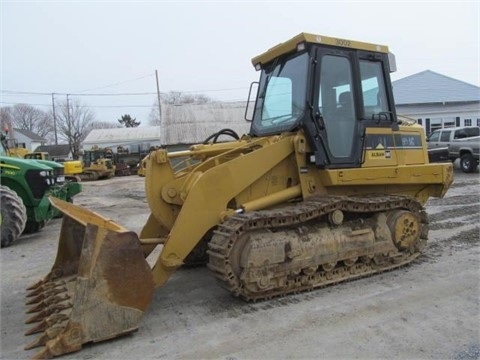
[{"left": 24, "top": 33, "right": 453, "bottom": 358}]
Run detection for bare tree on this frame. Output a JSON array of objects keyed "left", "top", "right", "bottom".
[
  {"left": 0, "top": 107, "right": 14, "bottom": 133},
  {"left": 148, "top": 91, "right": 212, "bottom": 126},
  {"left": 0, "top": 104, "right": 53, "bottom": 138},
  {"left": 148, "top": 103, "right": 161, "bottom": 126},
  {"left": 90, "top": 120, "right": 122, "bottom": 129},
  {"left": 161, "top": 91, "right": 211, "bottom": 105},
  {"left": 56, "top": 99, "right": 95, "bottom": 159}
]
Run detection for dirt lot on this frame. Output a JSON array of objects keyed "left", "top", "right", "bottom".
[{"left": 1, "top": 167, "right": 479, "bottom": 360}]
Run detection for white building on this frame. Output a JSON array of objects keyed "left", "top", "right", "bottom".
[
  {"left": 12, "top": 128, "right": 46, "bottom": 151},
  {"left": 161, "top": 101, "right": 249, "bottom": 150},
  {"left": 393, "top": 70, "right": 480, "bottom": 134},
  {"left": 82, "top": 126, "right": 162, "bottom": 153}
]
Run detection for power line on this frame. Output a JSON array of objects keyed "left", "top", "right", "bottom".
[
  {"left": 1, "top": 90, "right": 156, "bottom": 96},
  {"left": 0, "top": 101, "right": 154, "bottom": 108},
  {"left": 1, "top": 90, "right": 53, "bottom": 96},
  {"left": 0, "top": 101, "right": 52, "bottom": 107},
  {"left": 70, "top": 92, "right": 157, "bottom": 96},
  {"left": 73, "top": 73, "right": 155, "bottom": 93},
  {"left": 0, "top": 99, "right": 247, "bottom": 108},
  {"left": 181, "top": 87, "right": 248, "bottom": 93},
  {"left": 1, "top": 87, "right": 249, "bottom": 97}
]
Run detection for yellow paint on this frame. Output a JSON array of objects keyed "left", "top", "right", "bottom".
[{"left": 252, "top": 32, "right": 389, "bottom": 67}]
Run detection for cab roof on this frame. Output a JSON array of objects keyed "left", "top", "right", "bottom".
[{"left": 252, "top": 33, "right": 389, "bottom": 68}]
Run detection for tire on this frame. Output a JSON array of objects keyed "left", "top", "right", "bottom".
[
  {"left": 460, "top": 153, "right": 477, "bottom": 173},
  {"left": 1, "top": 185, "right": 27, "bottom": 248},
  {"left": 24, "top": 220, "right": 45, "bottom": 234}
]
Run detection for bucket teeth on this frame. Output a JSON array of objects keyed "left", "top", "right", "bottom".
[
  {"left": 26, "top": 294, "right": 71, "bottom": 314},
  {"left": 23, "top": 221, "right": 155, "bottom": 359},
  {"left": 25, "top": 325, "right": 65, "bottom": 350},
  {"left": 26, "top": 281, "right": 65, "bottom": 298},
  {"left": 25, "top": 303, "right": 72, "bottom": 324},
  {"left": 26, "top": 279, "right": 46, "bottom": 291},
  {"left": 26, "top": 287, "right": 68, "bottom": 305},
  {"left": 25, "top": 314, "right": 69, "bottom": 336},
  {"left": 25, "top": 322, "right": 48, "bottom": 337},
  {"left": 31, "top": 346, "right": 53, "bottom": 359},
  {"left": 25, "top": 332, "right": 49, "bottom": 351}
]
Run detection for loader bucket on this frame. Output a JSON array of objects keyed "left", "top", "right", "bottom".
[{"left": 25, "top": 197, "right": 154, "bottom": 359}]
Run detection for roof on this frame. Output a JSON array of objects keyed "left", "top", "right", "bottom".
[
  {"left": 83, "top": 126, "right": 161, "bottom": 145},
  {"left": 34, "top": 144, "right": 71, "bottom": 157},
  {"left": 14, "top": 128, "right": 46, "bottom": 141},
  {"left": 252, "top": 33, "right": 389, "bottom": 67},
  {"left": 392, "top": 70, "right": 480, "bottom": 105}
]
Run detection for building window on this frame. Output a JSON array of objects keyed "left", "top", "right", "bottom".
[
  {"left": 477, "top": 119, "right": 480, "bottom": 127},
  {"left": 430, "top": 118, "right": 442, "bottom": 132},
  {"left": 443, "top": 120, "right": 455, "bottom": 128},
  {"left": 465, "top": 119, "right": 472, "bottom": 126}
]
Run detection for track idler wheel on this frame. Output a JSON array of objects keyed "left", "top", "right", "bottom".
[{"left": 387, "top": 210, "right": 421, "bottom": 251}]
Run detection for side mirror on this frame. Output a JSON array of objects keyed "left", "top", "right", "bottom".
[{"left": 244, "top": 82, "right": 259, "bottom": 122}]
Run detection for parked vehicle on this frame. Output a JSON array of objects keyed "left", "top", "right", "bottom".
[
  {"left": 24, "top": 152, "right": 83, "bottom": 182},
  {"left": 427, "top": 126, "right": 479, "bottom": 162},
  {"left": 448, "top": 136, "right": 479, "bottom": 173},
  {"left": 80, "top": 147, "right": 116, "bottom": 180},
  {"left": 0, "top": 132, "right": 82, "bottom": 247}
]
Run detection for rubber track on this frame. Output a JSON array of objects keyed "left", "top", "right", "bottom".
[{"left": 207, "top": 194, "right": 427, "bottom": 301}]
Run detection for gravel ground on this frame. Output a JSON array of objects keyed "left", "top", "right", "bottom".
[{"left": 1, "top": 166, "right": 479, "bottom": 360}]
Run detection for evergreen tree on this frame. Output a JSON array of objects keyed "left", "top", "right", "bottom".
[{"left": 118, "top": 114, "right": 140, "bottom": 127}]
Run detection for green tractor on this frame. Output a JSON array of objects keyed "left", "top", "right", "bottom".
[{"left": 0, "top": 132, "right": 82, "bottom": 247}]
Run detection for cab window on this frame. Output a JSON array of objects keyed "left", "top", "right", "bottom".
[
  {"left": 251, "top": 52, "right": 309, "bottom": 136},
  {"left": 318, "top": 55, "right": 356, "bottom": 158},
  {"left": 359, "top": 60, "right": 389, "bottom": 119}
]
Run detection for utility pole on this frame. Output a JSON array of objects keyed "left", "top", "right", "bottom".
[
  {"left": 66, "top": 94, "right": 71, "bottom": 124},
  {"left": 51, "top": 93, "right": 58, "bottom": 145},
  {"left": 155, "top": 70, "right": 164, "bottom": 145},
  {"left": 155, "top": 70, "right": 162, "bottom": 122},
  {"left": 67, "top": 94, "right": 71, "bottom": 134},
  {"left": 66, "top": 94, "right": 76, "bottom": 158}
]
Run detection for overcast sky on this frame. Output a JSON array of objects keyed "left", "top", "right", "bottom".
[{"left": 1, "top": 1, "right": 479, "bottom": 125}]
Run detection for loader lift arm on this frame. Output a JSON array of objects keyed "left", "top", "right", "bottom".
[{"left": 143, "top": 135, "right": 300, "bottom": 286}]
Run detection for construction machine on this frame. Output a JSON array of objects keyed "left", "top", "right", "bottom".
[
  {"left": 78, "top": 147, "right": 115, "bottom": 180},
  {"left": 23, "top": 152, "right": 83, "bottom": 182},
  {"left": 2, "top": 135, "right": 30, "bottom": 158},
  {"left": 0, "top": 132, "right": 82, "bottom": 247},
  {"left": 24, "top": 33, "right": 452, "bottom": 358},
  {"left": 137, "top": 154, "right": 148, "bottom": 177}
]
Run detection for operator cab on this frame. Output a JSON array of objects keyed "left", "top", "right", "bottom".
[{"left": 248, "top": 33, "right": 398, "bottom": 169}]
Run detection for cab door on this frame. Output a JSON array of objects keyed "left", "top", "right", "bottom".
[{"left": 314, "top": 50, "right": 361, "bottom": 167}]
